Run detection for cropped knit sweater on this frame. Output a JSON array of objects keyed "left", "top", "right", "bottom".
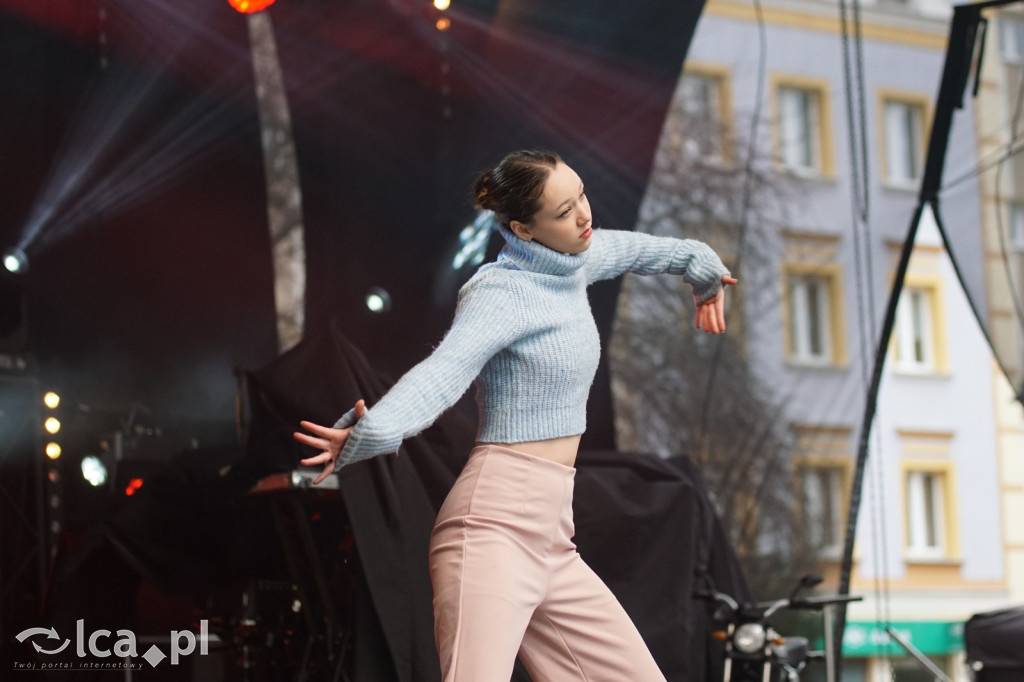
[{"left": 332, "top": 226, "right": 730, "bottom": 469}]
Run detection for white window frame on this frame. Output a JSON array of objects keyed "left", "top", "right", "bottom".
[
  {"left": 895, "top": 286, "right": 936, "bottom": 373},
  {"left": 671, "top": 66, "right": 729, "bottom": 163},
  {"left": 883, "top": 99, "right": 924, "bottom": 187},
  {"left": 1000, "top": 15, "right": 1024, "bottom": 64},
  {"left": 779, "top": 86, "right": 821, "bottom": 175},
  {"left": 801, "top": 465, "right": 845, "bottom": 555},
  {"left": 905, "top": 469, "right": 946, "bottom": 559},
  {"left": 675, "top": 72, "right": 724, "bottom": 160},
  {"left": 788, "top": 273, "right": 833, "bottom": 365}
]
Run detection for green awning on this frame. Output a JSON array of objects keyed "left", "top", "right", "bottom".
[{"left": 835, "top": 621, "right": 965, "bottom": 656}]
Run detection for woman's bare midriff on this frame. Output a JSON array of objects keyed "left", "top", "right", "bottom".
[{"left": 481, "top": 434, "right": 582, "bottom": 468}]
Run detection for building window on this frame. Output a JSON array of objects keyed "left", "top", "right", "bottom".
[
  {"left": 799, "top": 464, "right": 846, "bottom": 555},
  {"left": 1011, "top": 204, "right": 1024, "bottom": 251},
  {"left": 779, "top": 85, "right": 822, "bottom": 174},
  {"left": 792, "top": 427, "right": 853, "bottom": 557},
  {"left": 999, "top": 15, "right": 1024, "bottom": 64},
  {"left": 894, "top": 286, "right": 936, "bottom": 372},
  {"left": 773, "top": 76, "right": 834, "bottom": 177},
  {"left": 905, "top": 468, "right": 948, "bottom": 558},
  {"left": 787, "top": 272, "right": 833, "bottom": 365},
  {"left": 670, "top": 66, "right": 730, "bottom": 162},
  {"left": 883, "top": 99, "right": 925, "bottom": 186},
  {"left": 891, "top": 272, "right": 946, "bottom": 374},
  {"left": 896, "top": 288, "right": 934, "bottom": 370}
]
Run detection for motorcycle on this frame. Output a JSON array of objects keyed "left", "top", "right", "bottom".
[{"left": 696, "top": 575, "right": 863, "bottom": 682}]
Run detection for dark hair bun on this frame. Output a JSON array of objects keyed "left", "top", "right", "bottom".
[
  {"left": 471, "top": 150, "right": 561, "bottom": 222},
  {"left": 473, "top": 171, "right": 495, "bottom": 211}
]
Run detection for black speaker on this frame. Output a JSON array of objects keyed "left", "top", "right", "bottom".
[
  {"left": 0, "top": 374, "right": 45, "bottom": 671},
  {"left": 0, "top": 273, "right": 26, "bottom": 353}
]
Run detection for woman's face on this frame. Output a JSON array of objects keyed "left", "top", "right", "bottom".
[{"left": 510, "top": 162, "right": 593, "bottom": 255}]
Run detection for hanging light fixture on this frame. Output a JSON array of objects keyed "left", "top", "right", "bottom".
[
  {"left": 365, "top": 287, "right": 392, "bottom": 314},
  {"left": 227, "top": 0, "right": 276, "bottom": 14},
  {"left": 3, "top": 247, "right": 27, "bottom": 274}
]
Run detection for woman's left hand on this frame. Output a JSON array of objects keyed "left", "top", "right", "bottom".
[
  {"left": 694, "top": 275, "right": 738, "bottom": 335},
  {"left": 293, "top": 399, "right": 365, "bottom": 485}
]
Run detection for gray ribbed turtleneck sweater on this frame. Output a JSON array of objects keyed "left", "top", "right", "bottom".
[{"left": 332, "top": 226, "right": 730, "bottom": 469}]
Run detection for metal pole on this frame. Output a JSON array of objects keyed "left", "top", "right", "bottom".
[
  {"left": 823, "top": 604, "right": 836, "bottom": 682},
  {"left": 885, "top": 627, "right": 952, "bottom": 682}
]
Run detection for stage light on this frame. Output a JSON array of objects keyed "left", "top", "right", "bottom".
[
  {"left": 3, "top": 247, "right": 27, "bottom": 274},
  {"left": 365, "top": 287, "right": 392, "bottom": 314},
  {"left": 436, "top": 17, "right": 451, "bottom": 31},
  {"left": 43, "top": 392, "right": 60, "bottom": 409},
  {"left": 46, "top": 443, "right": 62, "bottom": 460},
  {"left": 125, "top": 478, "right": 144, "bottom": 496},
  {"left": 227, "top": 0, "right": 276, "bottom": 13},
  {"left": 81, "top": 456, "right": 107, "bottom": 487},
  {"left": 434, "top": 0, "right": 451, "bottom": 10},
  {"left": 44, "top": 417, "right": 61, "bottom": 435},
  {"left": 452, "top": 211, "right": 496, "bottom": 269}
]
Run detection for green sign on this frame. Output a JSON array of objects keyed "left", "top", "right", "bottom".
[{"left": 835, "top": 621, "right": 964, "bottom": 656}]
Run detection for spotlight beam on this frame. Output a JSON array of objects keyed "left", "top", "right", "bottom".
[
  {"left": 437, "top": 11, "right": 658, "bottom": 204},
  {"left": 15, "top": 0, "right": 254, "bottom": 254},
  {"left": 32, "top": 87, "right": 246, "bottom": 251}
]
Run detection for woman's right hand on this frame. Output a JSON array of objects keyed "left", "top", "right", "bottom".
[
  {"left": 694, "top": 275, "right": 738, "bottom": 335},
  {"left": 293, "top": 399, "right": 366, "bottom": 485}
]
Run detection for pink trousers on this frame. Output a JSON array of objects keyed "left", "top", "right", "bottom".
[{"left": 428, "top": 444, "right": 667, "bottom": 682}]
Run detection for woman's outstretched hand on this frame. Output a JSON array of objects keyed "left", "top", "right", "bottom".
[
  {"left": 694, "top": 275, "right": 739, "bottom": 335},
  {"left": 293, "top": 399, "right": 366, "bottom": 485}
]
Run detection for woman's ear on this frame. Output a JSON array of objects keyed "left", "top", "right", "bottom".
[{"left": 509, "top": 220, "right": 532, "bottom": 241}]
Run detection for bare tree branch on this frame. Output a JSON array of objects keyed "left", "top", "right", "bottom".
[{"left": 609, "top": 103, "right": 823, "bottom": 596}]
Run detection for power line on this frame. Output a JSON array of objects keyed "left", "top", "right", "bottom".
[
  {"left": 836, "top": 0, "right": 894, "bottom": 673},
  {"left": 942, "top": 138, "right": 1024, "bottom": 193},
  {"left": 696, "top": 0, "right": 768, "bottom": 445}
]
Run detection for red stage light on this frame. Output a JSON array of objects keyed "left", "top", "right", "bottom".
[
  {"left": 125, "top": 478, "right": 145, "bottom": 496},
  {"left": 227, "top": 0, "right": 276, "bottom": 14}
]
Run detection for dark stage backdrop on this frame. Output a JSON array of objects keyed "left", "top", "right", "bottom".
[
  {"left": 275, "top": 0, "right": 707, "bottom": 451},
  {"left": 0, "top": 0, "right": 704, "bottom": 449},
  {"left": 29, "top": 324, "right": 749, "bottom": 682},
  {"left": 0, "top": 0, "right": 710, "bottom": 668}
]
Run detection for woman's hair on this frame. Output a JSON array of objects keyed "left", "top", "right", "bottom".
[{"left": 473, "top": 150, "right": 562, "bottom": 225}]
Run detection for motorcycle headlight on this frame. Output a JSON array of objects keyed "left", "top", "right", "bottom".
[{"left": 733, "top": 623, "right": 767, "bottom": 654}]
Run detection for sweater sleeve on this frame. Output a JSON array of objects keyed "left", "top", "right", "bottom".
[
  {"left": 584, "top": 229, "right": 731, "bottom": 303},
  {"left": 332, "top": 272, "right": 525, "bottom": 469}
]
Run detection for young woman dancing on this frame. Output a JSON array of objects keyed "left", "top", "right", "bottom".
[{"left": 294, "top": 150, "right": 737, "bottom": 681}]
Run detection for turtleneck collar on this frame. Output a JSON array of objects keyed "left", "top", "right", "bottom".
[{"left": 496, "top": 225, "right": 588, "bottom": 276}]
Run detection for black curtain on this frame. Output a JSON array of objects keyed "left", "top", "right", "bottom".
[
  {"left": 965, "top": 607, "right": 1024, "bottom": 682},
  {"left": 28, "top": 324, "right": 749, "bottom": 681}
]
